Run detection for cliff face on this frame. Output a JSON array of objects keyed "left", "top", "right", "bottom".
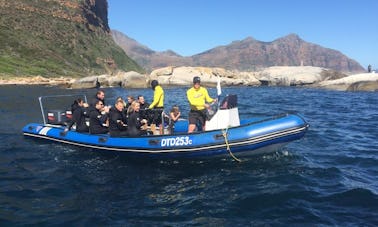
[
  {"left": 83, "top": 0, "right": 109, "bottom": 32},
  {"left": 0, "top": 0, "right": 142, "bottom": 77}
]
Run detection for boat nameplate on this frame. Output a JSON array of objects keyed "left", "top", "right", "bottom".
[{"left": 161, "top": 136, "right": 192, "bottom": 147}]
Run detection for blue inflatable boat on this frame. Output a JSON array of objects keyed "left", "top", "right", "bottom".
[{"left": 22, "top": 94, "right": 309, "bottom": 160}]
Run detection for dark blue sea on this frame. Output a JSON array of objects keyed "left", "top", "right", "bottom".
[{"left": 0, "top": 85, "right": 377, "bottom": 226}]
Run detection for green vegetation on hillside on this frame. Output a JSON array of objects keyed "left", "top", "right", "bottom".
[{"left": 0, "top": 0, "right": 143, "bottom": 78}]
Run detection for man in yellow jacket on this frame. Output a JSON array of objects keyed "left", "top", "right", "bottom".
[
  {"left": 149, "top": 80, "right": 164, "bottom": 129},
  {"left": 187, "top": 76, "right": 216, "bottom": 133}
]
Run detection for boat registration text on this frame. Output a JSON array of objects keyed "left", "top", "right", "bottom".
[{"left": 161, "top": 136, "right": 192, "bottom": 147}]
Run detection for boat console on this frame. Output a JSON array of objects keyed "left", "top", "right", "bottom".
[{"left": 206, "top": 95, "right": 240, "bottom": 131}]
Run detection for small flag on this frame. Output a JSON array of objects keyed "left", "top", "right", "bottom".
[{"left": 217, "top": 76, "right": 222, "bottom": 96}]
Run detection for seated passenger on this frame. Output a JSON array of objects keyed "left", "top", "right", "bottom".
[
  {"left": 125, "top": 95, "right": 135, "bottom": 109},
  {"left": 89, "top": 100, "right": 109, "bottom": 134},
  {"left": 115, "top": 96, "right": 126, "bottom": 108},
  {"left": 65, "top": 98, "right": 89, "bottom": 133},
  {"left": 127, "top": 101, "right": 148, "bottom": 137},
  {"left": 169, "top": 105, "right": 181, "bottom": 134},
  {"left": 109, "top": 100, "right": 128, "bottom": 137},
  {"left": 137, "top": 95, "right": 149, "bottom": 121}
]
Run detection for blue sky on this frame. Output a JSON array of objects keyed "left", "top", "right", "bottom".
[{"left": 108, "top": 0, "right": 378, "bottom": 70}]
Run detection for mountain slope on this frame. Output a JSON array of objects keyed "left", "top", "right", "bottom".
[
  {"left": 0, "top": 0, "right": 142, "bottom": 77},
  {"left": 111, "top": 30, "right": 192, "bottom": 72},
  {"left": 112, "top": 31, "right": 364, "bottom": 73},
  {"left": 193, "top": 34, "right": 363, "bottom": 72}
]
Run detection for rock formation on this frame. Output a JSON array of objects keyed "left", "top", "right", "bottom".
[
  {"left": 317, "top": 73, "right": 378, "bottom": 91},
  {"left": 4, "top": 65, "right": 375, "bottom": 92},
  {"left": 67, "top": 66, "right": 363, "bottom": 90},
  {"left": 70, "top": 71, "right": 149, "bottom": 89}
]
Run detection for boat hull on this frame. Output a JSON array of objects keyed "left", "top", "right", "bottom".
[{"left": 22, "top": 113, "right": 309, "bottom": 158}]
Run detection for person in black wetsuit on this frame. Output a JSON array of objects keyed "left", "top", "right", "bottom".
[
  {"left": 127, "top": 101, "right": 148, "bottom": 136},
  {"left": 125, "top": 95, "right": 135, "bottom": 109},
  {"left": 109, "top": 100, "right": 128, "bottom": 137},
  {"left": 89, "top": 90, "right": 110, "bottom": 114},
  {"left": 65, "top": 98, "right": 89, "bottom": 133},
  {"left": 89, "top": 100, "right": 109, "bottom": 134},
  {"left": 137, "top": 95, "right": 150, "bottom": 122}
]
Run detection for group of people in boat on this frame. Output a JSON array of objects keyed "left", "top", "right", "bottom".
[{"left": 65, "top": 76, "right": 217, "bottom": 137}]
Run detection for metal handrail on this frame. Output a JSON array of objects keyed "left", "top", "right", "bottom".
[
  {"left": 160, "top": 110, "right": 173, "bottom": 135},
  {"left": 38, "top": 94, "right": 88, "bottom": 125}
]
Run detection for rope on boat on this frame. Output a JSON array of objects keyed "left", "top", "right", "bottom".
[{"left": 222, "top": 128, "right": 241, "bottom": 162}]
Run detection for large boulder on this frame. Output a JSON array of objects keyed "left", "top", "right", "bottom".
[
  {"left": 317, "top": 73, "right": 378, "bottom": 91},
  {"left": 150, "top": 66, "right": 261, "bottom": 87},
  {"left": 254, "top": 66, "right": 331, "bottom": 86},
  {"left": 347, "top": 81, "right": 378, "bottom": 91},
  {"left": 108, "top": 71, "right": 148, "bottom": 88},
  {"left": 70, "top": 75, "right": 108, "bottom": 89}
]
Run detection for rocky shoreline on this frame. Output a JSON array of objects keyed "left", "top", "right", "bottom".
[
  {"left": 1, "top": 66, "right": 377, "bottom": 91},
  {"left": 0, "top": 76, "right": 75, "bottom": 87}
]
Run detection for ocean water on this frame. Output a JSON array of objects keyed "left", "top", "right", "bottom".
[{"left": 0, "top": 85, "right": 377, "bottom": 225}]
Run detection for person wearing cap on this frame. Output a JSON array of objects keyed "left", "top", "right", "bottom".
[
  {"left": 148, "top": 80, "right": 165, "bottom": 131},
  {"left": 186, "top": 76, "right": 216, "bottom": 133}
]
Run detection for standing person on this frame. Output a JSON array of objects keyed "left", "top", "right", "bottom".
[
  {"left": 186, "top": 76, "right": 216, "bottom": 133},
  {"left": 95, "top": 78, "right": 100, "bottom": 89},
  {"left": 65, "top": 98, "right": 89, "bottom": 133},
  {"left": 89, "top": 90, "right": 110, "bottom": 113},
  {"left": 89, "top": 100, "right": 109, "bottom": 134},
  {"left": 127, "top": 101, "right": 148, "bottom": 136},
  {"left": 148, "top": 80, "right": 165, "bottom": 132},
  {"left": 109, "top": 99, "right": 128, "bottom": 137}
]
